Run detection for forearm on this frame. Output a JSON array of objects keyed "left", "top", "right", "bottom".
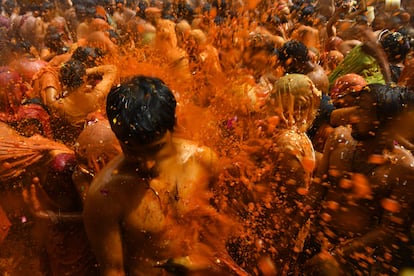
[
  {"left": 85, "top": 64, "right": 117, "bottom": 75},
  {"left": 87, "top": 65, "right": 118, "bottom": 98},
  {"left": 32, "top": 209, "right": 83, "bottom": 223}
]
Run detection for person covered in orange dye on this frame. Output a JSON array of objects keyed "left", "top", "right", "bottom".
[
  {"left": 289, "top": 4, "right": 322, "bottom": 52},
  {"left": 215, "top": 22, "right": 244, "bottom": 73},
  {"left": 75, "top": 0, "right": 120, "bottom": 60},
  {"left": 40, "top": 1, "right": 73, "bottom": 47},
  {"left": 218, "top": 30, "right": 280, "bottom": 119},
  {"left": 241, "top": 31, "right": 281, "bottom": 85},
  {"left": 111, "top": 0, "right": 136, "bottom": 38},
  {"left": 217, "top": 74, "right": 321, "bottom": 275},
  {"left": 20, "top": 113, "right": 122, "bottom": 276},
  {"left": 187, "top": 28, "right": 222, "bottom": 77},
  {"left": 6, "top": 40, "right": 49, "bottom": 83},
  {"left": 9, "top": 2, "right": 46, "bottom": 54},
  {"left": 185, "top": 28, "right": 223, "bottom": 105},
  {"left": 308, "top": 73, "right": 367, "bottom": 155},
  {"left": 0, "top": 64, "right": 54, "bottom": 139},
  {"left": 30, "top": 46, "right": 118, "bottom": 144},
  {"left": 83, "top": 76, "right": 247, "bottom": 276},
  {"left": 276, "top": 40, "right": 327, "bottom": 94},
  {"left": 41, "top": 59, "right": 117, "bottom": 124},
  {"left": 299, "top": 83, "right": 414, "bottom": 275},
  {"left": 125, "top": 8, "right": 157, "bottom": 47},
  {"left": 0, "top": 120, "right": 98, "bottom": 275},
  {"left": 151, "top": 9, "right": 193, "bottom": 85}
]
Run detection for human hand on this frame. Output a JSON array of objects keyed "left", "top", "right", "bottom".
[
  {"left": 22, "top": 177, "right": 42, "bottom": 214},
  {"left": 22, "top": 178, "right": 63, "bottom": 223}
]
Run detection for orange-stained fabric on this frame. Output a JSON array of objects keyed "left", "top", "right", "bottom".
[{"left": 31, "top": 65, "right": 62, "bottom": 101}]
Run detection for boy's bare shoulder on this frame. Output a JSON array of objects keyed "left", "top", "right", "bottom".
[{"left": 174, "top": 138, "right": 219, "bottom": 169}]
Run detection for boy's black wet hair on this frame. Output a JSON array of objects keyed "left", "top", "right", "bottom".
[{"left": 107, "top": 76, "right": 177, "bottom": 145}]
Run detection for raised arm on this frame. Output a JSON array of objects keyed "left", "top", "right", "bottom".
[
  {"left": 86, "top": 64, "right": 118, "bottom": 100},
  {"left": 326, "top": 4, "right": 351, "bottom": 38},
  {"left": 357, "top": 26, "right": 392, "bottom": 83}
]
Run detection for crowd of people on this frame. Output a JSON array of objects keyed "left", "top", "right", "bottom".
[{"left": 0, "top": 0, "right": 414, "bottom": 275}]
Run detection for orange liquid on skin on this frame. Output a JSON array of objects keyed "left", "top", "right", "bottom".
[{"left": 2, "top": 7, "right": 321, "bottom": 275}]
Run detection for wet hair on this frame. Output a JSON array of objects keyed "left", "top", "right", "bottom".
[
  {"left": 212, "top": 0, "right": 226, "bottom": 10},
  {"left": 81, "top": 0, "right": 97, "bottom": 17},
  {"left": 85, "top": 6, "right": 97, "bottom": 17},
  {"left": 277, "top": 40, "right": 310, "bottom": 73},
  {"left": 106, "top": 76, "right": 177, "bottom": 145},
  {"left": 12, "top": 40, "right": 32, "bottom": 54},
  {"left": 298, "top": 4, "right": 315, "bottom": 25},
  {"left": 41, "top": 1, "right": 55, "bottom": 11},
  {"left": 107, "top": 29, "right": 121, "bottom": 45},
  {"left": 84, "top": 0, "right": 98, "bottom": 6},
  {"left": 357, "top": 83, "right": 414, "bottom": 122},
  {"left": 74, "top": 4, "right": 87, "bottom": 18},
  {"left": 162, "top": 2, "right": 175, "bottom": 21},
  {"left": 44, "top": 27, "right": 64, "bottom": 52},
  {"left": 4, "top": 0, "right": 15, "bottom": 10},
  {"left": 379, "top": 31, "right": 410, "bottom": 63},
  {"left": 60, "top": 59, "right": 86, "bottom": 88},
  {"left": 137, "top": 1, "right": 148, "bottom": 18},
  {"left": 176, "top": 2, "right": 194, "bottom": 22},
  {"left": 71, "top": 47, "right": 103, "bottom": 67},
  {"left": 278, "top": 40, "right": 309, "bottom": 63},
  {"left": 266, "top": 14, "right": 282, "bottom": 25},
  {"left": 202, "top": 2, "right": 211, "bottom": 13},
  {"left": 28, "top": 3, "right": 41, "bottom": 13}
]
